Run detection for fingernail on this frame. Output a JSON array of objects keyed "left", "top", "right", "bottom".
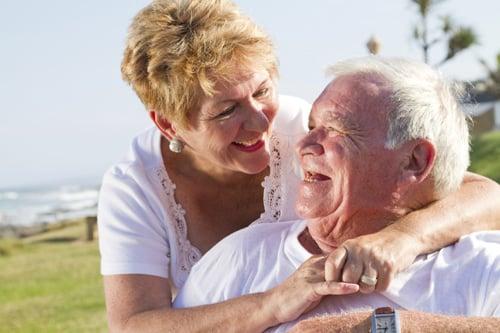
[{"left": 342, "top": 283, "right": 360, "bottom": 291}]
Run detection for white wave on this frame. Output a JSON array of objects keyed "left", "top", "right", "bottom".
[
  {"left": 0, "top": 192, "right": 19, "bottom": 200},
  {"left": 59, "top": 189, "right": 99, "bottom": 202},
  {"left": 0, "top": 184, "right": 100, "bottom": 226}
]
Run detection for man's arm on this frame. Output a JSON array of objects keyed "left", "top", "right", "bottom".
[{"left": 290, "top": 311, "right": 500, "bottom": 333}]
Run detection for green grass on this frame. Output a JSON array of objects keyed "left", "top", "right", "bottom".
[
  {"left": 0, "top": 221, "right": 107, "bottom": 333},
  {"left": 469, "top": 131, "right": 500, "bottom": 183}
]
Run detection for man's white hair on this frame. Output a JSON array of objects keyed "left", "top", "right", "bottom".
[{"left": 327, "top": 56, "right": 470, "bottom": 193}]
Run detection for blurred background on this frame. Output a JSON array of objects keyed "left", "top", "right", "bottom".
[{"left": 0, "top": 0, "right": 499, "bottom": 331}]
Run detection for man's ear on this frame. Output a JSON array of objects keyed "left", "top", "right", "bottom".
[
  {"left": 149, "top": 111, "right": 176, "bottom": 140},
  {"left": 398, "top": 139, "right": 436, "bottom": 188}
]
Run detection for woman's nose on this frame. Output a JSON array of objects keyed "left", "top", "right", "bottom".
[{"left": 243, "top": 102, "right": 269, "bottom": 132}]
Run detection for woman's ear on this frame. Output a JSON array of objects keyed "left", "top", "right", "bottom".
[
  {"left": 398, "top": 139, "right": 436, "bottom": 189},
  {"left": 149, "top": 111, "right": 176, "bottom": 140}
]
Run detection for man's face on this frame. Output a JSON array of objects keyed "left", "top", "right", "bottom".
[{"left": 295, "top": 74, "right": 404, "bottom": 247}]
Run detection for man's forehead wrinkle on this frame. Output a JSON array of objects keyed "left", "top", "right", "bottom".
[
  {"left": 321, "top": 90, "right": 363, "bottom": 132},
  {"left": 323, "top": 111, "right": 359, "bottom": 132}
]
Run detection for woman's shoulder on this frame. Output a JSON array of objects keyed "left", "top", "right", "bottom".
[
  {"left": 273, "top": 95, "right": 311, "bottom": 136},
  {"left": 104, "top": 126, "right": 162, "bottom": 180}
]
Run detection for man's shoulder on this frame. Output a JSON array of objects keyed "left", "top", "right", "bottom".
[
  {"left": 389, "top": 231, "right": 500, "bottom": 316},
  {"left": 187, "top": 219, "right": 306, "bottom": 279},
  {"left": 215, "top": 220, "right": 306, "bottom": 254},
  {"left": 451, "top": 231, "right": 500, "bottom": 260},
  {"left": 174, "top": 220, "right": 306, "bottom": 307},
  {"left": 417, "top": 231, "right": 500, "bottom": 275}
]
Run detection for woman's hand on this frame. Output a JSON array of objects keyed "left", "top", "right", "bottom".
[
  {"left": 266, "top": 255, "right": 359, "bottom": 324},
  {"left": 324, "top": 228, "right": 420, "bottom": 293}
]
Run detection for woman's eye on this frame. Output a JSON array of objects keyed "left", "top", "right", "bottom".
[
  {"left": 217, "top": 105, "right": 236, "bottom": 119},
  {"left": 254, "top": 88, "right": 269, "bottom": 98}
]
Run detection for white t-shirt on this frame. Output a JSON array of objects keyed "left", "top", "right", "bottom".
[
  {"left": 174, "top": 220, "right": 500, "bottom": 332},
  {"left": 98, "top": 95, "right": 310, "bottom": 290}
]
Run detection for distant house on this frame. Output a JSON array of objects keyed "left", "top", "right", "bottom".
[{"left": 461, "top": 84, "right": 500, "bottom": 136}]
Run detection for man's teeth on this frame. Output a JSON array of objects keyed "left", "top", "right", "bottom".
[
  {"left": 304, "top": 171, "right": 327, "bottom": 183},
  {"left": 235, "top": 139, "right": 260, "bottom": 146},
  {"left": 304, "top": 171, "right": 315, "bottom": 183}
]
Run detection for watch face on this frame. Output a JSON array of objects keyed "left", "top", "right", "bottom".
[{"left": 375, "top": 314, "right": 397, "bottom": 333}]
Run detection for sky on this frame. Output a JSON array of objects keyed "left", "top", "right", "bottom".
[{"left": 1, "top": 0, "right": 499, "bottom": 189}]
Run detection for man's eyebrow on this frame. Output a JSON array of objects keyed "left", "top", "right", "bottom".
[{"left": 324, "top": 111, "right": 359, "bottom": 132}]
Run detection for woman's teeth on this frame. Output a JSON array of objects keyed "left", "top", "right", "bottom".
[{"left": 234, "top": 139, "right": 260, "bottom": 147}]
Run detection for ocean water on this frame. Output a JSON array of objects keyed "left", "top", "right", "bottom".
[{"left": 0, "top": 183, "right": 100, "bottom": 227}]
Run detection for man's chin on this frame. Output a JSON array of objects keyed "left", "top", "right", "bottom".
[{"left": 295, "top": 201, "right": 323, "bottom": 220}]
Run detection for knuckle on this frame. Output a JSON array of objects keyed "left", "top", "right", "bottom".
[
  {"left": 342, "top": 271, "right": 357, "bottom": 284},
  {"left": 382, "top": 260, "right": 395, "bottom": 274}
]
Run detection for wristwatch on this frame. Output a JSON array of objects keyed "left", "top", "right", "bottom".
[{"left": 370, "top": 307, "right": 401, "bottom": 333}]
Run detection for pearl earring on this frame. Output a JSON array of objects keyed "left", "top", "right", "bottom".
[{"left": 168, "top": 137, "right": 184, "bottom": 153}]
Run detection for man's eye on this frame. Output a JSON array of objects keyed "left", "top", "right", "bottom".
[{"left": 328, "top": 127, "right": 345, "bottom": 136}]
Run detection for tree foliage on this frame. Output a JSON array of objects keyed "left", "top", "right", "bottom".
[
  {"left": 480, "top": 52, "right": 500, "bottom": 97},
  {"left": 411, "top": 0, "right": 478, "bottom": 66}
]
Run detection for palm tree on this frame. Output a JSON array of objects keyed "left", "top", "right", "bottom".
[
  {"left": 480, "top": 52, "right": 500, "bottom": 97},
  {"left": 411, "top": 0, "right": 478, "bottom": 66}
]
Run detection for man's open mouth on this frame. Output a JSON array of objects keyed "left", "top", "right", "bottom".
[{"left": 304, "top": 171, "right": 330, "bottom": 183}]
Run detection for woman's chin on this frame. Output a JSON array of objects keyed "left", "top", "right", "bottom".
[
  {"left": 240, "top": 162, "right": 269, "bottom": 175},
  {"left": 236, "top": 154, "right": 270, "bottom": 175}
]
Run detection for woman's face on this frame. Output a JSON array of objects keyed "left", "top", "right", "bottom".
[{"left": 175, "top": 68, "right": 279, "bottom": 176}]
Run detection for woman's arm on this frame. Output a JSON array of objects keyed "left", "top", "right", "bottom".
[
  {"left": 104, "top": 275, "right": 276, "bottom": 333},
  {"left": 104, "top": 256, "right": 359, "bottom": 333},
  {"left": 324, "top": 172, "right": 500, "bottom": 291}
]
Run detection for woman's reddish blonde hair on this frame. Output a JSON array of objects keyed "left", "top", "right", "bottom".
[{"left": 121, "top": 0, "right": 278, "bottom": 126}]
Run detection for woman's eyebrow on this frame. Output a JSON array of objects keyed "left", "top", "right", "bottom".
[{"left": 215, "top": 79, "right": 270, "bottom": 105}]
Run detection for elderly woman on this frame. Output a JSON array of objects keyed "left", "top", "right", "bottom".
[{"left": 98, "top": 0, "right": 500, "bottom": 332}]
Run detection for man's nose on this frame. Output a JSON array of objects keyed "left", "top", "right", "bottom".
[
  {"left": 243, "top": 102, "right": 269, "bottom": 132},
  {"left": 296, "top": 131, "right": 324, "bottom": 157}
]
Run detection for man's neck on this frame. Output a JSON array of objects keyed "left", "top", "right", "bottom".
[
  {"left": 303, "top": 187, "right": 441, "bottom": 254},
  {"left": 298, "top": 228, "right": 323, "bottom": 255},
  {"left": 305, "top": 209, "right": 405, "bottom": 254}
]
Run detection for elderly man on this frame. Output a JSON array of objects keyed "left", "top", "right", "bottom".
[{"left": 173, "top": 57, "right": 500, "bottom": 332}]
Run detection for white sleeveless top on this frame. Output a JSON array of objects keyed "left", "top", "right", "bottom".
[{"left": 98, "top": 95, "right": 310, "bottom": 290}]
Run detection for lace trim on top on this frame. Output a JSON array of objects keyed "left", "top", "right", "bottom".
[
  {"left": 154, "top": 167, "right": 202, "bottom": 279},
  {"left": 153, "top": 133, "right": 284, "bottom": 280},
  {"left": 258, "top": 134, "right": 283, "bottom": 223}
]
